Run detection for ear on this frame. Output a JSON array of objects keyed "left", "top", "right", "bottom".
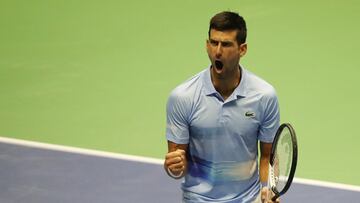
[
  {"left": 239, "top": 43, "right": 247, "bottom": 57},
  {"left": 206, "top": 39, "right": 210, "bottom": 52}
]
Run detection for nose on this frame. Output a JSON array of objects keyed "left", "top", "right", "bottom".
[{"left": 215, "top": 44, "right": 222, "bottom": 58}]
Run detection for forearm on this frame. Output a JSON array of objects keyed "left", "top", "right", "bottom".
[
  {"left": 259, "top": 155, "right": 270, "bottom": 184},
  {"left": 259, "top": 142, "right": 272, "bottom": 186}
]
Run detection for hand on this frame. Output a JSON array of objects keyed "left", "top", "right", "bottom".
[
  {"left": 261, "top": 187, "right": 280, "bottom": 203},
  {"left": 164, "top": 149, "right": 187, "bottom": 178}
]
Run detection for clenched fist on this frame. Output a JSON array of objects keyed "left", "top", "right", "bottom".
[{"left": 164, "top": 149, "right": 187, "bottom": 179}]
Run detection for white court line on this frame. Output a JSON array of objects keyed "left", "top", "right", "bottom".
[
  {"left": 0, "top": 136, "right": 163, "bottom": 165},
  {"left": 1, "top": 136, "right": 360, "bottom": 192},
  {"left": 293, "top": 177, "right": 360, "bottom": 192}
]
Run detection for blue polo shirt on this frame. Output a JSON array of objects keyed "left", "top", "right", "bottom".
[{"left": 166, "top": 65, "right": 280, "bottom": 203}]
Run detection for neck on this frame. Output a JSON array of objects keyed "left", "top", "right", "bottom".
[{"left": 210, "top": 65, "right": 241, "bottom": 100}]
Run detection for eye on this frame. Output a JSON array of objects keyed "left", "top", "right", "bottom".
[
  {"left": 209, "top": 40, "right": 218, "bottom": 46},
  {"left": 221, "top": 42, "right": 232, "bottom": 47}
]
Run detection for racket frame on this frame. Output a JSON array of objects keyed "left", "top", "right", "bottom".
[{"left": 269, "top": 123, "right": 298, "bottom": 201}]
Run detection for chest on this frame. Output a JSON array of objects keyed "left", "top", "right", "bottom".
[{"left": 189, "top": 95, "right": 262, "bottom": 138}]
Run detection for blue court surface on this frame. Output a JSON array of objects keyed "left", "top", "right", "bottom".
[{"left": 1, "top": 138, "right": 359, "bottom": 203}]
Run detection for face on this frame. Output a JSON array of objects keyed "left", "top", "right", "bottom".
[{"left": 206, "top": 29, "right": 247, "bottom": 78}]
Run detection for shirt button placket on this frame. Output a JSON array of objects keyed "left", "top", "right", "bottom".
[{"left": 219, "top": 103, "right": 225, "bottom": 124}]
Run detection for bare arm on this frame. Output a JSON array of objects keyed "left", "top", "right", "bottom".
[
  {"left": 260, "top": 142, "right": 280, "bottom": 203},
  {"left": 259, "top": 141, "right": 272, "bottom": 184},
  {"left": 164, "top": 141, "right": 188, "bottom": 179}
]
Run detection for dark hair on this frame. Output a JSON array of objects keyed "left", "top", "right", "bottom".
[{"left": 208, "top": 11, "right": 247, "bottom": 44}]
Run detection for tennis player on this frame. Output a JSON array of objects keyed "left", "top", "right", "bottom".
[{"left": 164, "top": 11, "right": 280, "bottom": 203}]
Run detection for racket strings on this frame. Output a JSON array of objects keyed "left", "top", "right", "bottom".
[{"left": 274, "top": 128, "right": 293, "bottom": 192}]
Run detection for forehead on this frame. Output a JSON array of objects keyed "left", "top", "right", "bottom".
[{"left": 209, "top": 29, "right": 237, "bottom": 42}]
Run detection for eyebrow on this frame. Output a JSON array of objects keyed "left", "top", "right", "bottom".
[
  {"left": 209, "top": 38, "right": 234, "bottom": 45},
  {"left": 209, "top": 38, "right": 233, "bottom": 43}
]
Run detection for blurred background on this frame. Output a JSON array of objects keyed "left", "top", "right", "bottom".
[{"left": 1, "top": 0, "right": 359, "bottom": 186}]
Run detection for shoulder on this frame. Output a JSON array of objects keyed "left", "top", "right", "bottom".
[
  {"left": 244, "top": 68, "right": 277, "bottom": 100},
  {"left": 168, "top": 69, "right": 206, "bottom": 102},
  {"left": 166, "top": 69, "right": 206, "bottom": 118}
]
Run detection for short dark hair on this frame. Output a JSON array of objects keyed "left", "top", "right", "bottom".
[{"left": 208, "top": 11, "right": 247, "bottom": 44}]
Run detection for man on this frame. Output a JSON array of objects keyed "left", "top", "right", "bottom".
[{"left": 164, "top": 11, "right": 280, "bottom": 203}]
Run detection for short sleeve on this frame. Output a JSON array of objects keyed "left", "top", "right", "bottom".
[
  {"left": 165, "top": 91, "right": 190, "bottom": 144},
  {"left": 258, "top": 89, "right": 280, "bottom": 143}
]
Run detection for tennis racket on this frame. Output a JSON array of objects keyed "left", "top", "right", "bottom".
[{"left": 267, "top": 123, "right": 298, "bottom": 202}]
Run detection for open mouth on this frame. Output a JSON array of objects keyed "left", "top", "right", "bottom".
[{"left": 214, "top": 60, "right": 223, "bottom": 70}]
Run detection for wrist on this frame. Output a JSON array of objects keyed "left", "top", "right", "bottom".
[
  {"left": 166, "top": 167, "right": 183, "bottom": 179},
  {"left": 261, "top": 181, "right": 268, "bottom": 188}
]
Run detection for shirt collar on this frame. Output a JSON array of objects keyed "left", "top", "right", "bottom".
[{"left": 202, "top": 65, "right": 248, "bottom": 98}]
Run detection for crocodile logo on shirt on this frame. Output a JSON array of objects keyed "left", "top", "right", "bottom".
[{"left": 245, "top": 111, "right": 256, "bottom": 118}]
